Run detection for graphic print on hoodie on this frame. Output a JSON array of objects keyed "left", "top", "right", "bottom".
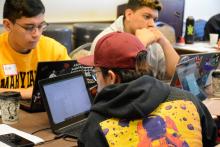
[{"left": 99, "top": 100, "right": 202, "bottom": 147}]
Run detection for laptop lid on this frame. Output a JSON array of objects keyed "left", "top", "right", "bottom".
[
  {"left": 20, "top": 60, "right": 77, "bottom": 112},
  {"left": 170, "top": 52, "right": 220, "bottom": 100},
  {"left": 20, "top": 60, "right": 96, "bottom": 112},
  {"left": 38, "top": 71, "right": 92, "bottom": 133}
]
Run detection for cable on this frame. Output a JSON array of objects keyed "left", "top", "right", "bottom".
[
  {"left": 54, "top": 134, "right": 66, "bottom": 139},
  {"left": 63, "top": 136, "right": 77, "bottom": 142},
  {"left": 31, "top": 127, "right": 51, "bottom": 134},
  {"left": 35, "top": 134, "right": 65, "bottom": 146},
  {"left": 31, "top": 129, "right": 77, "bottom": 145},
  {"left": 35, "top": 134, "right": 78, "bottom": 146}
]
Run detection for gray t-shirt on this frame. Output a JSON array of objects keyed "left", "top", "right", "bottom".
[{"left": 90, "top": 16, "right": 166, "bottom": 79}]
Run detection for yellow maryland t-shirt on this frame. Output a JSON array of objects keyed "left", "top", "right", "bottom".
[{"left": 0, "top": 32, "right": 70, "bottom": 89}]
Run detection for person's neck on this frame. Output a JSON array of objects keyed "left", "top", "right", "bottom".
[{"left": 8, "top": 33, "right": 31, "bottom": 54}]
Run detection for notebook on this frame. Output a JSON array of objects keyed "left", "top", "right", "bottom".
[
  {"left": 20, "top": 60, "right": 96, "bottom": 112},
  {"left": 38, "top": 71, "right": 92, "bottom": 138},
  {"left": 170, "top": 52, "right": 220, "bottom": 101}
]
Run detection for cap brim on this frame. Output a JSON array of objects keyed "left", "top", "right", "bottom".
[{"left": 77, "top": 55, "right": 95, "bottom": 67}]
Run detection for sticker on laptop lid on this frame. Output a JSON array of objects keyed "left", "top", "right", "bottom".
[{"left": 3, "top": 64, "right": 17, "bottom": 76}]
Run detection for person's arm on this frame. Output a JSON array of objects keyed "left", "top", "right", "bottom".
[
  {"left": 135, "top": 27, "right": 180, "bottom": 78},
  {"left": 0, "top": 87, "right": 33, "bottom": 99}
]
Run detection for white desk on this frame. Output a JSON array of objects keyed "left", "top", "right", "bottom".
[{"left": 174, "top": 42, "right": 220, "bottom": 54}]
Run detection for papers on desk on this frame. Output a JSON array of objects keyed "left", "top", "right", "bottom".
[{"left": 0, "top": 124, "right": 44, "bottom": 146}]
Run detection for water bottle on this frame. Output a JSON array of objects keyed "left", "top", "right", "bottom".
[{"left": 184, "top": 16, "right": 195, "bottom": 44}]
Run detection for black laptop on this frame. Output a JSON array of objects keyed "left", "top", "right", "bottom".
[
  {"left": 38, "top": 71, "right": 92, "bottom": 138},
  {"left": 20, "top": 60, "right": 96, "bottom": 112}
]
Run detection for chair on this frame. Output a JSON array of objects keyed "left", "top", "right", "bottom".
[
  {"left": 69, "top": 43, "right": 92, "bottom": 60},
  {"left": 194, "top": 19, "right": 207, "bottom": 41},
  {"left": 43, "top": 24, "right": 74, "bottom": 54},
  {"left": 73, "top": 23, "right": 110, "bottom": 48}
]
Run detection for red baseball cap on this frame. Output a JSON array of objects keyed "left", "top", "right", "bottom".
[{"left": 78, "top": 32, "right": 145, "bottom": 69}]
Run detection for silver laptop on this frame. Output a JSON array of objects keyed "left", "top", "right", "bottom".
[
  {"left": 170, "top": 52, "right": 220, "bottom": 101},
  {"left": 38, "top": 71, "right": 93, "bottom": 138}
]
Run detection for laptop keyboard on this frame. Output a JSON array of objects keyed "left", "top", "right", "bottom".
[{"left": 59, "top": 120, "right": 86, "bottom": 138}]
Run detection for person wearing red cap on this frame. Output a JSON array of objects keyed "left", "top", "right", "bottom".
[
  {"left": 77, "top": 32, "right": 217, "bottom": 147},
  {"left": 90, "top": 0, "right": 179, "bottom": 80}
]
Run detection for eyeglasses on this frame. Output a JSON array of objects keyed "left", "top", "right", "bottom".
[
  {"left": 15, "top": 22, "right": 48, "bottom": 33},
  {"left": 91, "top": 69, "right": 102, "bottom": 76},
  {"left": 91, "top": 69, "right": 102, "bottom": 81}
]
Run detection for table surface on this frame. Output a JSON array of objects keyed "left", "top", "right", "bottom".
[
  {"left": 1, "top": 95, "right": 219, "bottom": 147},
  {"left": 0, "top": 110, "right": 77, "bottom": 147},
  {"left": 174, "top": 42, "right": 220, "bottom": 54}
]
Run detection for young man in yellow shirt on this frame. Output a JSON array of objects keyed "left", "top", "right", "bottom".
[{"left": 0, "top": 0, "right": 70, "bottom": 99}]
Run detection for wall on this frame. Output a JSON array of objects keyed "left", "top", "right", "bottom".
[
  {"left": 0, "top": 0, "right": 127, "bottom": 23},
  {"left": 0, "top": 0, "right": 220, "bottom": 23},
  {"left": 43, "top": 0, "right": 127, "bottom": 22},
  {"left": 184, "top": 0, "right": 220, "bottom": 21}
]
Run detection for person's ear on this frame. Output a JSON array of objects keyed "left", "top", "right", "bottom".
[
  {"left": 125, "top": 9, "right": 134, "bottom": 21},
  {"left": 107, "top": 70, "right": 121, "bottom": 84},
  {"left": 3, "top": 19, "right": 13, "bottom": 32}
]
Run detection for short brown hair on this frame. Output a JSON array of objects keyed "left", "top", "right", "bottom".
[{"left": 127, "top": 0, "right": 162, "bottom": 11}]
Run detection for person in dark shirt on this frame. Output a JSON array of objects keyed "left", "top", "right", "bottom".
[
  {"left": 204, "top": 13, "right": 220, "bottom": 41},
  {"left": 78, "top": 32, "right": 217, "bottom": 147}
]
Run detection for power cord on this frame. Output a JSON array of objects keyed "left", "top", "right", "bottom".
[
  {"left": 31, "top": 128, "right": 77, "bottom": 145},
  {"left": 35, "top": 134, "right": 77, "bottom": 146},
  {"left": 31, "top": 127, "right": 51, "bottom": 134},
  {"left": 63, "top": 135, "right": 77, "bottom": 142}
]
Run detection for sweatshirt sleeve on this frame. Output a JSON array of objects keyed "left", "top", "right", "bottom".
[
  {"left": 78, "top": 113, "right": 109, "bottom": 147},
  {"left": 78, "top": 124, "right": 109, "bottom": 147},
  {"left": 198, "top": 101, "right": 218, "bottom": 146}
]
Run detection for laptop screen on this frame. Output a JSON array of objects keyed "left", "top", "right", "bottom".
[{"left": 42, "top": 74, "right": 92, "bottom": 124}]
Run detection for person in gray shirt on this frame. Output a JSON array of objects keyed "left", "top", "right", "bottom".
[{"left": 90, "top": 0, "right": 179, "bottom": 80}]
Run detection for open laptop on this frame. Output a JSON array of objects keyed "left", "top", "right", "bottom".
[
  {"left": 20, "top": 60, "right": 96, "bottom": 112},
  {"left": 170, "top": 52, "right": 220, "bottom": 100},
  {"left": 38, "top": 71, "right": 92, "bottom": 138}
]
